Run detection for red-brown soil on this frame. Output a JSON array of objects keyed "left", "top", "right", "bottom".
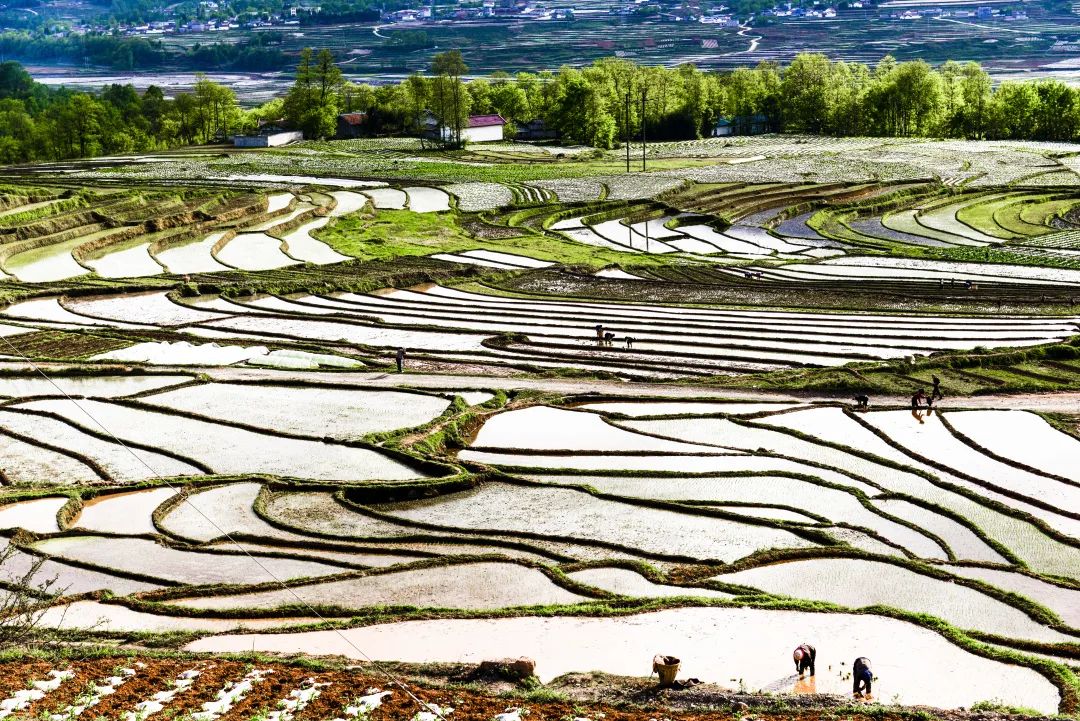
[{"left": 0, "top": 656, "right": 1053, "bottom": 721}]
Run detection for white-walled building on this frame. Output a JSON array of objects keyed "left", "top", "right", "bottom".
[
  {"left": 234, "top": 127, "right": 303, "bottom": 147},
  {"left": 453, "top": 115, "right": 507, "bottom": 143}
]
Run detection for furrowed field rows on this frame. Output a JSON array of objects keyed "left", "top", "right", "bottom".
[
  {"left": 1, "top": 282, "right": 1074, "bottom": 377},
  {"left": 3, "top": 142, "right": 1080, "bottom": 716}
]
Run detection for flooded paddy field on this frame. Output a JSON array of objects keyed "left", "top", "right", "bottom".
[
  {"left": 3, "top": 145, "right": 1080, "bottom": 716},
  {"left": 0, "top": 369, "right": 1074, "bottom": 714},
  {"left": 186, "top": 607, "right": 1061, "bottom": 712}
]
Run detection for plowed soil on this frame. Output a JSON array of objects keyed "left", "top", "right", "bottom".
[{"left": 0, "top": 656, "right": 1055, "bottom": 721}]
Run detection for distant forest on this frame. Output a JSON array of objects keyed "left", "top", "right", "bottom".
[
  {"left": 1, "top": 51, "right": 1080, "bottom": 164},
  {"left": 0, "top": 32, "right": 287, "bottom": 72},
  {"left": 0, "top": 60, "right": 256, "bottom": 161}
]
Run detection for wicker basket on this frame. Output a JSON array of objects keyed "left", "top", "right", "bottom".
[{"left": 652, "top": 655, "right": 681, "bottom": 686}]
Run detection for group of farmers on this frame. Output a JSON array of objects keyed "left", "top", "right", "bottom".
[
  {"left": 792, "top": 643, "right": 874, "bottom": 696},
  {"left": 595, "top": 324, "right": 634, "bottom": 349},
  {"left": 851, "top": 375, "right": 945, "bottom": 416}
]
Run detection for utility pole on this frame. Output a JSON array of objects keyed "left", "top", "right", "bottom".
[{"left": 640, "top": 89, "right": 647, "bottom": 172}]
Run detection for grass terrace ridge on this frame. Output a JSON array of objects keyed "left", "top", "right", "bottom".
[{"left": 0, "top": 135, "right": 1078, "bottom": 720}]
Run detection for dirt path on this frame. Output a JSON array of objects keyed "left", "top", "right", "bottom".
[
  {"left": 13, "top": 360, "right": 1080, "bottom": 411},
  {"left": 201, "top": 367, "right": 1080, "bottom": 411}
]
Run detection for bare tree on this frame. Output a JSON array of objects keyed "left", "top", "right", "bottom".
[{"left": 0, "top": 541, "right": 65, "bottom": 649}]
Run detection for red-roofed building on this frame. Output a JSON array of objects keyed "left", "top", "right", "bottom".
[
  {"left": 422, "top": 112, "right": 507, "bottom": 145},
  {"left": 459, "top": 114, "right": 506, "bottom": 143},
  {"left": 336, "top": 112, "right": 368, "bottom": 139}
]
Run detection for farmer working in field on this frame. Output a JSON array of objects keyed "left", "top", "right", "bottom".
[
  {"left": 931, "top": 375, "right": 943, "bottom": 401},
  {"left": 395, "top": 347, "right": 406, "bottom": 373},
  {"left": 853, "top": 394, "right": 869, "bottom": 410},
  {"left": 910, "top": 389, "right": 926, "bottom": 409},
  {"left": 853, "top": 657, "right": 873, "bottom": 696},
  {"left": 793, "top": 643, "right": 816, "bottom": 676}
]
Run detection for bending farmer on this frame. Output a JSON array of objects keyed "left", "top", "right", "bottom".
[
  {"left": 853, "top": 657, "right": 873, "bottom": 696},
  {"left": 793, "top": 643, "right": 816, "bottom": 676}
]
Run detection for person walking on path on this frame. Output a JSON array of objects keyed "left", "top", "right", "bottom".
[
  {"left": 931, "top": 375, "right": 943, "bottom": 401},
  {"left": 852, "top": 657, "right": 873, "bottom": 697},
  {"left": 793, "top": 643, "right": 816, "bottom": 676},
  {"left": 395, "top": 347, "right": 406, "bottom": 373}
]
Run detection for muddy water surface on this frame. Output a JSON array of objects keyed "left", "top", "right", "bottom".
[{"left": 185, "top": 606, "right": 1060, "bottom": 712}]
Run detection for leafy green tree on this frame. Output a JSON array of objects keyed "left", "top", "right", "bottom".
[
  {"left": 314, "top": 49, "right": 343, "bottom": 108},
  {"left": 194, "top": 74, "right": 240, "bottom": 142},
  {"left": 490, "top": 82, "right": 528, "bottom": 126},
  {"left": 431, "top": 50, "right": 469, "bottom": 146},
  {"left": 0, "top": 61, "right": 34, "bottom": 100},
  {"left": 342, "top": 82, "right": 375, "bottom": 113},
  {"left": 781, "top": 53, "right": 832, "bottom": 133},
  {"left": 1032, "top": 80, "right": 1078, "bottom": 141},
  {"left": 987, "top": 81, "right": 1038, "bottom": 140},
  {"left": 54, "top": 94, "right": 102, "bottom": 158},
  {"left": 140, "top": 85, "right": 167, "bottom": 137},
  {"left": 283, "top": 48, "right": 340, "bottom": 139},
  {"left": 467, "top": 78, "right": 493, "bottom": 114},
  {"left": 402, "top": 73, "right": 431, "bottom": 146},
  {"left": 958, "top": 62, "right": 992, "bottom": 138},
  {"left": 550, "top": 70, "right": 616, "bottom": 148},
  {"left": 0, "top": 98, "right": 36, "bottom": 163},
  {"left": 865, "top": 59, "right": 941, "bottom": 136}
]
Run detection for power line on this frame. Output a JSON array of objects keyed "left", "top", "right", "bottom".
[{"left": 0, "top": 330, "right": 449, "bottom": 721}]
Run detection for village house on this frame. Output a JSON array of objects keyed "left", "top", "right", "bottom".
[
  {"left": 711, "top": 113, "right": 770, "bottom": 137},
  {"left": 336, "top": 112, "right": 368, "bottom": 139},
  {"left": 517, "top": 118, "right": 556, "bottom": 140},
  {"left": 457, "top": 114, "right": 507, "bottom": 143},
  {"left": 420, "top": 112, "right": 507, "bottom": 144},
  {"left": 234, "top": 123, "right": 303, "bottom": 148},
  {"left": 711, "top": 117, "right": 733, "bottom": 137}
]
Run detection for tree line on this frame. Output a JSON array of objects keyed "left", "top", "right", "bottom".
[
  {"left": 0, "top": 61, "right": 275, "bottom": 163},
  {"left": 5, "top": 49, "right": 1080, "bottom": 164},
  {"left": 274, "top": 50, "right": 1080, "bottom": 146}
]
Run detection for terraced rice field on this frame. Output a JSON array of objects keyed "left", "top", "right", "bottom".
[
  {"left": 5, "top": 281, "right": 1073, "bottom": 379},
  {"left": 0, "top": 376, "right": 1074, "bottom": 711},
  {"left": 5, "top": 151, "right": 1080, "bottom": 287},
  {"left": 0, "top": 184, "right": 451, "bottom": 282},
  {"left": 3, "top": 141, "right": 1080, "bottom": 716},
  {"left": 189, "top": 608, "right": 1060, "bottom": 711}
]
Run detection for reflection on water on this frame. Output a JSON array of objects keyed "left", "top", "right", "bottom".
[
  {"left": 184, "top": 599, "right": 1063, "bottom": 712},
  {"left": 762, "top": 670, "right": 840, "bottom": 696}
]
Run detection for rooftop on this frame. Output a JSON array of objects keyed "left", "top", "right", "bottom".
[{"left": 468, "top": 114, "right": 507, "bottom": 128}]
